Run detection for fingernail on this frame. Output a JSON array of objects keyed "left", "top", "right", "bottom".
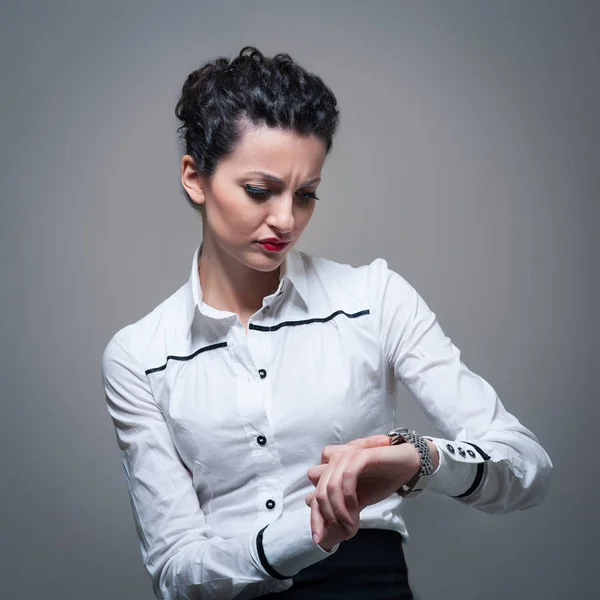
[{"left": 313, "top": 533, "right": 319, "bottom": 544}]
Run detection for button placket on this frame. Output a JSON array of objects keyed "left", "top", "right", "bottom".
[
  {"left": 235, "top": 375, "right": 281, "bottom": 519},
  {"left": 245, "top": 315, "right": 282, "bottom": 516},
  {"left": 227, "top": 321, "right": 256, "bottom": 375}
]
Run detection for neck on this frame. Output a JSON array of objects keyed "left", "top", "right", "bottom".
[{"left": 198, "top": 238, "right": 281, "bottom": 317}]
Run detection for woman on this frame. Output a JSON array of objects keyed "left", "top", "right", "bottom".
[{"left": 101, "top": 47, "right": 552, "bottom": 600}]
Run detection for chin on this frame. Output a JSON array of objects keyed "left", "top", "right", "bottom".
[
  {"left": 248, "top": 256, "right": 285, "bottom": 272},
  {"left": 244, "top": 246, "right": 288, "bottom": 272}
]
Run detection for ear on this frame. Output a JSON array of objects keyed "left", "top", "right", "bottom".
[{"left": 180, "top": 155, "right": 206, "bottom": 206}]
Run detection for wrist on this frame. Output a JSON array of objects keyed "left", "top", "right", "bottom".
[
  {"left": 426, "top": 439, "right": 440, "bottom": 471},
  {"left": 386, "top": 427, "right": 437, "bottom": 497}
]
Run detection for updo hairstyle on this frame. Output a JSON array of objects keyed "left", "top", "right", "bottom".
[{"left": 175, "top": 46, "right": 340, "bottom": 210}]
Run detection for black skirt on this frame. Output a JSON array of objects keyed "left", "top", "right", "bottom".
[{"left": 258, "top": 528, "right": 413, "bottom": 599}]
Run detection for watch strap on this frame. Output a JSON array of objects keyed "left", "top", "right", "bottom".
[{"left": 386, "top": 427, "right": 435, "bottom": 497}]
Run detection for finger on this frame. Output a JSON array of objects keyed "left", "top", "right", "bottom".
[
  {"left": 341, "top": 451, "right": 368, "bottom": 512},
  {"left": 315, "top": 462, "right": 338, "bottom": 527},
  {"left": 347, "top": 434, "right": 391, "bottom": 449},
  {"left": 320, "top": 436, "right": 389, "bottom": 469},
  {"left": 326, "top": 450, "right": 359, "bottom": 531},
  {"left": 310, "top": 495, "right": 325, "bottom": 544},
  {"left": 320, "top": 444, "right": 349, "bottom": 464},
  {"left": 307, "top": 463, "right": 327, "bottom": 486}
]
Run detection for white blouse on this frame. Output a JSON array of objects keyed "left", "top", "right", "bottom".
[{"left": 101, "top": 246, "right": 552, "bottom": 600}]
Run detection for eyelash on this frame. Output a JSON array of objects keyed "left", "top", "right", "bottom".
[{"left": 244, "top": 185, "right": 319, "bottom": 203}]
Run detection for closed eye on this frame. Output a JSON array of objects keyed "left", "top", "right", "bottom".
[
  {"left": 244, "top": 185, "right": 270, "bottom": 199},
  {"left": 298, "top": 190, "right": 319, "bottom": 202},
  {"left": 244, "top": 185, "right": 319, "bottom": 203}
]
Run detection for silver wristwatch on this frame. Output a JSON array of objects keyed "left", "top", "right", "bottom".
[{"left": 386, "top": 427, "right": 435, "bottom": 498}]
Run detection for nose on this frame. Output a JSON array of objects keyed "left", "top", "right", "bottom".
[{"left": 266, "top": 195, "right": 294, "bottom": 234}]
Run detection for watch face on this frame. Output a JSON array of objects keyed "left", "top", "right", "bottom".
[
  {"left": 386, "top": 426, "right": 409, "bottom": 437},
  {"left": 386, "top": 427, "right": 410, "bottom": 446}
]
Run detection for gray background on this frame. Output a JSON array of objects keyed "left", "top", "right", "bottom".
[{"left": 1, "top": 1, "right": 597, "bottom": 598}]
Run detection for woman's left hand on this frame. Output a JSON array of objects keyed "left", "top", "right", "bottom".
[{"left": 305, "top": 435, "right": 425, "bottom": 545}]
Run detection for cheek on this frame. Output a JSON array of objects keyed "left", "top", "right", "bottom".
[
  {"left": 222, "top": 203, "right": 268, "bottom": 244},
  {"left": 211, "top": 186, "right": 257, "bottom": 232},
  {"left": 235, "top": 209, "right": 262, "bottom": 232},
  {"left": 294, "top": 204, "right": 316, "bottom": 232}
]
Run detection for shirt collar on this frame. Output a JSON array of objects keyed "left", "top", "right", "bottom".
[
  {"left": 185, "top": 244, "right": 309, "bottom": 328},
  {"left": 279, "top": 245, "right": 309, "bottom": 307}
]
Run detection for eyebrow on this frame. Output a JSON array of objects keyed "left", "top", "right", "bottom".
[{"left": 246, "top": 171, "right": 321, "bottom": 187}]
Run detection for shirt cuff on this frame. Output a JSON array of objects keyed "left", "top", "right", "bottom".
[
  {"left": 257, "top": 503, "right": 339, "bottom": 579},
  {"left": 423, "top": 438, "right": 482, "bottom": 497}
]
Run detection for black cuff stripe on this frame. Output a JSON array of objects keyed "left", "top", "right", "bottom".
[
  {"left": 256, "top": 526, "right": 291, "bottom": 581},
  {"left": 464, "top": 442, "right": 491, "bottom": 461},
  {"left": 453, "top": 462, "right": 485, "bottom": 499}
]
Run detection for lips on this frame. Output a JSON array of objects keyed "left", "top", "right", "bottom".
[{"left": 257, "top": 240, "right": 290, "bottom": 252}]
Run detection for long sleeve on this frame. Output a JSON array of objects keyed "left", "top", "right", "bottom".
[
  {"left": 368, "top": 259, "right": 553, "bottom": 513},
  {"left": 101, "top": 333, "right": 335, "bottom": 600}
]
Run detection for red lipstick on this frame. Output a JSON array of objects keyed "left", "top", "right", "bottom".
[{"left": 257, "top": 239, "right": 290, "bottom": 252}]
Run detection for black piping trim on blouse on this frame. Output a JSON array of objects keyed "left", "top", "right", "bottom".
[
  {"left": 453, "top": 462, "right": 486, "bottom": 499},
  {"left": 145, "top": 342, "right": 228, "bottom": 375},
  {"left": 248, "top": 309, "right": 370, "bottom": 332},
  {"left": 256, "top": 526, "right": 291, "bottom": 580}
]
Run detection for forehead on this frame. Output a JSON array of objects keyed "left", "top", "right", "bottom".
[{"left": 217, "top": 123, "right": 327, "bottom": 177}]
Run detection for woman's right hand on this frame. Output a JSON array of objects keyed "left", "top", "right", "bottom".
[
  {"left": 309, "top": 492, "right": 359, "bottom": 552},
  {"left": 308, "top": 434, "right": 393, "bottom": 551}
]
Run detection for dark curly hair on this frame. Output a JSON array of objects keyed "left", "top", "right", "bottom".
[{"left": 175, "top": 46, "right": 340, "bottom": 210}]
